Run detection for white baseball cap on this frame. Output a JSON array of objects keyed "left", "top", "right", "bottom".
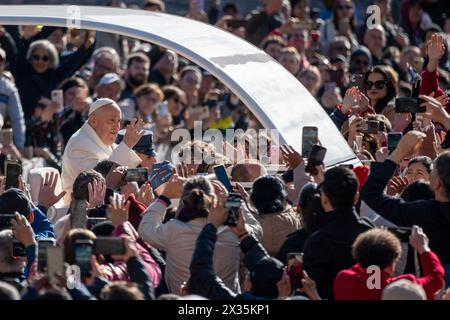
[
  {"left": 98, "top": 73, "right": 121, "bottom": 86},
  {"left": 88, "top": 98, "right": 119, "bottom": 116}
]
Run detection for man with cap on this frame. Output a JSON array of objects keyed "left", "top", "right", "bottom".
[
  {"left": 116, "top": 129, "right": 157, "bottom": 171},
  {"left": 95, "top": 72, "right": 122, "bottom": 102},
  {"left": 0, "top": 188, "right": 54, "bottom": 239},
  {"left": 61, "top": 98, "right": 144, "bottom": 204},
  {"left": 0, "top": 47, "right": 26, "bottom": 148}
]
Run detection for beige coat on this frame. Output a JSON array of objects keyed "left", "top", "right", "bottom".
[
  {"left": 61, "top": 122, "right": 141, "bottom": 204},
  {"left": 138, "top": 201, "right": 262, "bottom": 294},
  {"left": 256, "top": 207, "right": 301, "bottom": 257}
]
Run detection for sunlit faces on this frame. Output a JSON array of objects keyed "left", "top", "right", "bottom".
[
  {"left": 31, "top": 46, "right": 51, "bottom": 74},
  {"left": 335, "top": 0, "right": 354, "bottom": 19},
  {"left": 363, "top": 28, "right": 386, "bottom": 55},
  {"left": 127, "top": 60, "right": 150, "bottom": 87},
  {"left": 137, "top": 92, "right": 161, "bottom": 117},
  {"left": 93, "top": 57, "right": 116, "bottom": 82},
  {"left": 179, "top": 70, "right": 201, "bottom": 95},
  {"left": 89, "top": 105, "right": 122, "bottom": 146},
  {"left": 405, "top": 162, "right": 431, "bottom": 182},
  {"left": 136, "top": 152, "right": 156, "bottom": 171},
  {"left": 96, "top": 81, "right": 122, "bottom": 102},
  {"left": 278, "top": 50, "right": 301, "bottom": 76},
  {"left": 47, "top": 28, "right": 67, "bottom": 52},
  {"left": 264, "top": 42, "right": 284, "bottom": 60}
]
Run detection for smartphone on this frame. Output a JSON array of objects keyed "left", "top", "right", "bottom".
[
  {"left": 51, "top": 89, "right": 64, "bottom": 113},
  {"left": 269, "top": 145, "right": 281, "bottom": 165},
  {"left": 74, "top": 239, "right": 94, "bottom": 277},
  {"left": 12, "top": 239, "right": 26, "bottom": 257},
  {"left": 388, "top": 132, "right": 403, "bottom": 153},
  {"left": 213, "top": 164, "right": 233, "bottom": 192},
  {"left": 379, "top": 121, "right": 386, "bottom": 132},
  {"left": 359, "top": 120, "right": 380, "bottom": 134},
  {"left": 149, "top": 166, "right": 173, "bottom": 190},
  {"left": 395, "top": 97, "right": 426, "bottom": 113},
  {"left": 305, "top": 145, "right": 327, "bottom": 175},
  {"left": 4, "top": 160, "right": 22, "bottom": 190},
  {"left": 158, "top": 101, "right": 169, "bottom": 117},
  {"left": 0, "top": 214, "right": 15, "bottom": 230},
  {"left": 37, "top": 239, "right": 56, "bottom": 273},
  {"left": 227, "top": 19, "right": 247, "bottom": 29},
  {"left": 87, "top": 217, "right": 107, "bottom": 229},
  {"left": 1, "top": 128, "right": 13, "bottom": 145},
  {"left": 287, "top": 252, "right": 304, "bottom": 290},
  {"left": 94, "top": 237, "right": 126, "bottom": 256},
  {"left": 46, "top": 246, "right": 65, "bottom": 284},
  {"left": 124, "top": 168, "right": 149, "bottom": 183},
  {"left": 350, "top": 74, "right": 364, "bottom": 90},
  {"left": 292, "top": 19, "right": 312, "bottom": 30},
  {"left": 224, "top": 192, "right": 242, "bottom": 227},
  {"left": 87, "top": 204, "right": 109, "bottom": 218},
  {"left": 388, "top": 227, "right": 412, "bottom": 242},
  {"left": 70, "top": 199, "right": 88, "bottom": 229},
  {"left": 302, "top": 126, "right": 319, "bottom": 158}
]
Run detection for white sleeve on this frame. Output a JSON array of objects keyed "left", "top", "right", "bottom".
[
  {"left": 138, "top": 201, "right": 171, "bottom": 251},
  {"left": 109, "top": 141, "right": 142, "bottom": 168}
]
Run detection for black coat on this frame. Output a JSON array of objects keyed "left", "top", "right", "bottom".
[
  {"left": 303, "top": 208, "right": 373, "bottom": 300},
  {"left": 361, "top": 159, "right": 450, "bottom": 266},
  {"left": 15, "top": 43, "right": 94, "bottom": 118},
  {"left": 187, "top": 223, "right": 271, "bottom": 300}
]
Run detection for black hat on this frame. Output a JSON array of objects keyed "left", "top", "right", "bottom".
[
  {"left": 298, "top": 182, "right": 318, "bottom": 207},
  {"left": 249, "top": 257, "right": 285, "bottom": 299},
  {"left": 0, "top": 188, "right": 33, "bottom": 217},
  {"left": 116, "top": 129, "right": 157, "bottom": 157}
]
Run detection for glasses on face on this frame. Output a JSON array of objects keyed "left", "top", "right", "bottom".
[
  {"left": 365, "top": 80, "right": 387, "bottom": 90},
  {"left": 184, "top": 77, "right": 199, "bottom": 85},
  {"left": 337, "top": 4, "right": 353, "bottom": 10},
  {"left": 32, "top": 54, "right": 50, "bottom": 62}
]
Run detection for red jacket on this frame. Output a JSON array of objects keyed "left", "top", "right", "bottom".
[
  {"left": 127, "top": 194, "right": 147, "bottom": 231},
  {"left": 420, "top": 68, "right": 450, "bottom": 113},
  {"left": 334, "top": 251, "right": 444, "bottom": 300}
]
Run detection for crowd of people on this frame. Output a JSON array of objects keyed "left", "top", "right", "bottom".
[{"left": 0, "top": 0, "right": 450, "bottom": 300}]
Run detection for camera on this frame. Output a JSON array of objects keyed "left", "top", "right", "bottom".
[
  {"left": 224, "top": 193, "right": 242, "bottom": 226},
  {"left": 359, "top": 120, "right": 380, "bottom": 134}
]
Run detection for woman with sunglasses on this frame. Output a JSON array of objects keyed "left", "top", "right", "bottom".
[
  {"left": 363, "top": 66, "right": 397, "bottom": 124},
  {"left": 133, "top": 83, "right": 165, "bottom": 125},
  {"left": 14, "top": 33, "right": 96, "bottom": 120},
  {"left": 319, "top": 0, "right": 358, "bottom": 53}
]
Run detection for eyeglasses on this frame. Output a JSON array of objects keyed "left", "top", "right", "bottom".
[
  {"left": 337, "top": 4, "right": 353, "bottom": 10},
  {"left": 32, "top": 54, "right": 50, "bottom": 62},
  {"left": 365, "top": 80, "right": 387, "bottom": 90}
]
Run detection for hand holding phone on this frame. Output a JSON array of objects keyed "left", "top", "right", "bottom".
[
  {"left": 224, "top": 193, "right": 242, "bottom": 226},
  {"left": 305, "top": 145, "right": 327, "bottom": 175},
  {"left": 94, "top": 237, "right": 126, "bottom": 256},
  {"left": 395, "top": 97, "right": 426, "bottom": 113},
  {"left": 70, "top": 199, "right": 88, "bottom": 229},
  {"left": 124, "top": 168, "right": 149, "bottom": 184},
  {"left": 302, "top": 126, "right": 319, "bottom": 158},
  {"left": 75, "top": 239, "right": 94, "bottom": 277},
  {"left": 387, "top": 132, "right": 403, "bottom": 153},
  {"left": 287, "top": 252, "right": 304, "bottom": 290}
]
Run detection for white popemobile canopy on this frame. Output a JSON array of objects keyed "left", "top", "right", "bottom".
[{"left": 0, "top": 5, "right": 359, "bottom": 167}]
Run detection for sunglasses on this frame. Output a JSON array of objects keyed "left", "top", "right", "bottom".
[
  {"left": 32, "top": 54, "right": 50, "bottom": 62},
  {"left": 365, "top": 80, "right": 387, "bottom": 90},
  {"left": 337, "top": 4, "right": 353, "bottom": 10}
]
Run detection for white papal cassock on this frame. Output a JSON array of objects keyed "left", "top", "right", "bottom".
[{"left": 61, "top": 121, "right": 141, "bottom": 204}]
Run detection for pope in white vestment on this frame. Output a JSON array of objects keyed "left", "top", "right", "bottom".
[{"left": 61, "top": 98, "right": 144, "bottom": 204}]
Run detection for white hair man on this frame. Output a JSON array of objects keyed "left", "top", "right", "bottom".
[{"left": 61, "top": 98, "right": 144, "bottom": 204}]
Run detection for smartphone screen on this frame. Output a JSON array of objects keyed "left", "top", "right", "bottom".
[
  {"left": 70, "top": 199, "right": 88, "bottom": 229},
  {"left": 5, "top": 160, "right": 22, "bottom": 190},
  {"left": 51, "top": 89, "right": 64, "bottom": 113},
  {"left": 1, "top": 128, "right": 13, "bottom": 145},
  {"left": 287, "top": 252, "right": 304, "bottom": 289},
  {"left": 94, "top": 237, "right": 126, "bottom": 256},
  {"left": 75, "top": 240, "right": 93, "bottom": 277},
  {"left": 37, "top": 239, "right": 56, "bottom": 273},
  {"left": 158, "top": 101, "right": 169, "bottom": 117},
  {"left": 213, "top": 165, "right": 233, "bottom": 192},
  {"left": 388, "top": 132, "right": 403, "bottom": 153},
  {"left": 302, "top": 126, "right": 318, "bottom": 158},
  {"left": 46, "top": 246, "right": 65, "bottom": 284},
  {"left": 224, "top": 193, "right": 242, "bottom": 226},
  {"left": 124, "top": 168, "right": 149, "bottom": 183},
  {"left": 350, "top": 74, "right": 363, "bottom": 90},
  {"left": 12, "top": 239, "right": 26, "bottom": 257}
]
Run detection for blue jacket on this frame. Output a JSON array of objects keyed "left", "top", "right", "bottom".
[{"left": 31, "top": 207, "right": 55, "bottom": 240}]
